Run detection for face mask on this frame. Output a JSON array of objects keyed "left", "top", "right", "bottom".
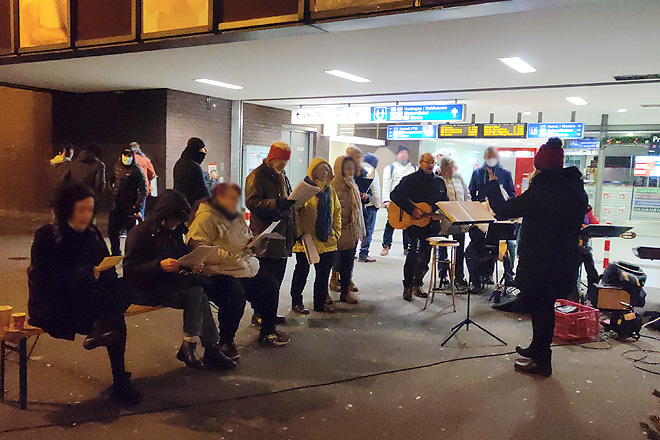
[
  {"left": 196, "top": 151, "right": 206, "bottom": 164},
  {"left": 122, "top": 156, "right": 133, "bottom": 166},
  {"left": 485, "top": 158, "right": 498, "bottom": 168}
]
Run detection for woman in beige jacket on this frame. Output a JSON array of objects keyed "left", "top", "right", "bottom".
[{"left": 329, "top": 156, "right": 365, "bottom": 304}]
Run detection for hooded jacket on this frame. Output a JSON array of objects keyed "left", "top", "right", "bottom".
[
  {"left": 186, "top": 201, "right": 260, "bottom": 279},
  {"left": 244, "top": 160, "right": 297, "bottom": 259},
  {"left": 109, "top": 154, "right": 147, "bottom": 214},
  {"left": 46, "top": 155, "right": 71, "bottom": 205},
  {"left": 486, "top": 167, "right": 588, "bottom": 295},
  {"left": 174, "top": 139, "right": 210, "bottom": 205},
  {"left": 330, "top": 156, "right": 366, "bottom": 250},
  {"left": 67, "top": 150, "right": 106, "bottom": 196},
  {"left": 123, "top": 190, "right": 195, "bottom": 294},
  {"left": 292, "top": 158, "right": 342, "bottom": 255}
]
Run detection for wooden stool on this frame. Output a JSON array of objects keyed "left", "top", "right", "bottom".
[{"left": 425, "top": 237, "right": 460, "bottom": 312}]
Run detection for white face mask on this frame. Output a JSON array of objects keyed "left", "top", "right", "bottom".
[
  {"left": 122, "top": 156, "right": 133, "bottom": 166},
  {"left": 485, "top": 158, "right": 498, "bottom": 168}
]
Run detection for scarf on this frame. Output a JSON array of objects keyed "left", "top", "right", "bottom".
[{"left": 305, "top": 176, "right": 332, "bottom": 242}]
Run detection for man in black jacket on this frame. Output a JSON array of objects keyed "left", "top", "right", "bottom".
[
  {"left": 390, "top": 153, "right": 449, "bottom": 301},
  {"left": 174, "top": 137, "right": 210, "bottom": 206},
  {"left": 123, "top": 190, "right": 236, "bottom": 371},
  {"left": 66, "top": 142, "right": 106, "bottom": 198},
  {"left": 486, "top": 138, "right": 588, "bottom": 377},
  {"left": 244, "top": 142, "right": 296, "bottom": 325},
  {"left": 108, "top": 149, "right": 147, "bottom": 256}
]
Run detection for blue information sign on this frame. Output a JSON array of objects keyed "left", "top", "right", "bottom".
[
  {"left": 387, "top": 125, "right": 438, "bottom": 140},
  {"left": 371, "top": 104, "right": 465, "bottom": 123},
  {"left": 527, "top": 123, "right": 584, "bottom": 139}
]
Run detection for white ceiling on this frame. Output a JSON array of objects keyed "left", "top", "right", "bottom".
[{"left": 1, "top": 0, "right": 659, "bottom": 126}]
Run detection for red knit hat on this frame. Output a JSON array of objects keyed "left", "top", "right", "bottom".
[
  {"left": 267, "top": 141, "right": 291, "bottom": 161},
  {"left": 534, "top": 137, "right": 565, "bottom": 171}
]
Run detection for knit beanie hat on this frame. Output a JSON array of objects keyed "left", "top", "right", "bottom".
[
  {"left": 534, "top": 137, "right": 565, "bottom": 171},
  {"left": 397, "top": 145, "right": 409, "bottom": 154},
  {"left": 363, "top": 153, "right": 379, "bottom": 168},
  {"left": 346, "top": 146, "right": 363, "bottom": 159},
  {"left": 266, "top": 141, "right": 291, "bottom": 161}
]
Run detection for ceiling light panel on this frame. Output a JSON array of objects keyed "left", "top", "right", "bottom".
[
  {"left": 498, "top": 57, "right": 536, "bottom": 73},
  {"left": 325, "top": 70, "right": 371, "bottom": 83}
]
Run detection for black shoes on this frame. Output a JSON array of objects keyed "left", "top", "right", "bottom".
[
  {"left": 83, "top": 330, "right": 122, "bottom": 351},
  {"left": 515, "top": 345, "right": 534, "bottom": 359},
  {"left": 314, "top": 305, "right": 335, "bottom": 314},
  {"left": 413, "top": 286, "right": 428, "bottom": 299},
  {"left": 258, "top": 331, "right": 290, "bottom": 347},
  {"left": 514, "top": 359, "right": 552, "bottom": 377},
  {"left": 109, "top": 372, "right": 142, "bottom": 406},
  {"left": 292, "top": 305, "right": 310, "bottom": 314},
  {"left": 219, "top": 340, "right": 240, "bottom": 360},
  {"left": 176, "top": 342, "right": 204, "bottom": 370},
  {"left": 203, "top": 344, "right": 237, "bottom": 371},
  {"left": 403, "top": 287, "right": 413, "bottom": 302}
]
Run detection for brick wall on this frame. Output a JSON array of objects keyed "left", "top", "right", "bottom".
[
  {"left": 0, "top": 86, "right": 53, "bottom": 214},
  {"left": 166, "top": 90, "right": 232, "bottom": 187},
  {"left": 242, "top": 103, "right": 291, "bottom": 149}
]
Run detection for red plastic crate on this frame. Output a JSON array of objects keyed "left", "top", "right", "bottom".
[{"left": 554, "top": 299, "right": 601, "bottom": 341}]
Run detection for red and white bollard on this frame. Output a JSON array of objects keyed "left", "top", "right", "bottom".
[{"left": 603, "top": 222, "right": 612, "bottom": 269}]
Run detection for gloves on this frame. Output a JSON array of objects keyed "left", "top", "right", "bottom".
[{"left": 276, "top": 198, "right": 296, "bottom": 211}]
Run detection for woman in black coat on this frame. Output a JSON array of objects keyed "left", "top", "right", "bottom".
[
  {"left": 28, "top": 184, "right": 141, "bottom": 404},
  {"left": 486, "top": 138, "right": 588, "bottom": 377}
]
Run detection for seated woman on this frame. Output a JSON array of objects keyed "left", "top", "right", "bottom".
[
  {"left": 28, "top": 184, "right": 141, "bottom": 405},
  {"left": 329, "top": 156, "right": 365, "bottom": 304},
  {"left": 186, "top": 183, "right": 289, "bottom": 359},
  {"left": 290, "top": 158, "right": 341, "bottom": 314},
  {"left": 123, "top": 190, "right": 236, "bottom": 371}
]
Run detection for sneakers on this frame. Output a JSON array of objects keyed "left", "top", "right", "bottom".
[
  {"left": 380, "top": 246, "right": 390, "bottom": 256},
  {"left": 219, "top": 340, "right": 240, "bottom": 360},
  {"left": 203, "top": 344, "right": 237, "bottom": 371},
  {"left": 329, "top": 270, "right": 341, "bottom": 292},
  {"left": 350, "top": 281, "right": 359, "bottom": 292},
  {"left": 358, "top": 256, "right": 376, "bottom": 263},
  {"left": 413, "top": 286, "right": 428, "bottom": 299},
  {"left": 251, "top": 314, "right": 287, "bottom": 326},
  {"left": 403, "top": 287, "right": 413, "bottom": 302},
  {"left": 258, "top": 331, "right": 290, "bottom": 347},
  {"left": 109, "top": 372, "right": 142, "bottom": 406}
]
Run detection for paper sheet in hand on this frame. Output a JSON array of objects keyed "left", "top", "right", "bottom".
[
  {"left": 289, "top": 181, "right": 321, "bottom": 209},
  {"left": 302, "top": 234, "right": 320, "bottom": 265},
  {"left": 177, "top": 246, "right": 217, "bottom": 268},
  {"left": 97, "top": 256, "right": 123, "bottom": 272},
  {"left": 247, "top": 220, "right": 282, "bottom": 249}
]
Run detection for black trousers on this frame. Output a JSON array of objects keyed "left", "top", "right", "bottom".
[
  {"left": 108, "top": 209, "right": 137, "bottom": 256},
  {"left": 291, "top": 251, "right": 335, "bottom": 311},
  {"left": 334, "top": 246, "right": 357, "bottom": 296},
  {"left": 526, "top": 289, "right": 557, "bottom": 368},
  {"left": 208, "top": 269, "right": 280, "bottom": 337},
  {"left": 258, "top": 257, "right": 288, "bottom": 288},
  {"left": 580, "top": 251, "right": 600, "bottom": 304},
  {"left": 403, "top": 223, "right": 440, "bottom": 288}
]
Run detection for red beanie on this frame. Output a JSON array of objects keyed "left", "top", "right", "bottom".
[
  {"left": 534, "top": 138, "right": 565, "bottom": 171},
  {"left": 267, "top": 141, "right": 291, "bottom": 162}
]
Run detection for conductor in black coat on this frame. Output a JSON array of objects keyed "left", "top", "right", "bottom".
[
  {"left": 174, "top": 137, "right": 210, "bottom": 206},
  {"left": 486, "top": 138, "right": 588, "bottom": 377},
  {"left": 390, "top": 153, "right": 449, "bottom": 301}
]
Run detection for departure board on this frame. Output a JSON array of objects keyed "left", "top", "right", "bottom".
[
  {"left": 482, "top": 123, "right": 527, "bottom": 138},
  {"left": 438, "top": 124, "right": 480, "bottom": 138}
]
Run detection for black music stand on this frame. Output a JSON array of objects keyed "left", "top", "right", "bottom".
[{"left": 442, "top": 222, "right": 509, "bottom": 347}]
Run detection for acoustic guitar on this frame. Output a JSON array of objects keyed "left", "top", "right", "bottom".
[{"left": 387, "top": 201, "right": 435, "bottom": 229}]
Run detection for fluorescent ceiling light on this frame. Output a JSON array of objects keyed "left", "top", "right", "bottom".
[
  {"left": 195, "top": 78, "right": 244, "bottom": 90},
  {"left": 566, "top": 96, "right": 589, "bottom": 106},
  {"left": 325, "top": 70, "right": 371, "bottom": 83},
  {"left": 498, "top": 57, "right": 536, "bottom": 73},
  {"left": 522, "top": 111, "right": 533, "bottom": 116},
  {"left": 617, "top": 108, "right": 628, "bottom": 113},
  {"left": 329, "top": 135, "right": 384, "bottom": 146}
]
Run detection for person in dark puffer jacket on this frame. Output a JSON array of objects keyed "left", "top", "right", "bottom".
[{"left": 174, "top": 137, "right": 210, "bottom": 206}]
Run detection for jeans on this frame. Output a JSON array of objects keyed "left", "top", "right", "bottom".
[
  {"left": 382, "top": 221, "right": 411, "bottom": 250},
  {"left": 403, "top": 222, "right": 440, "bottom": 288},
  {"left": 156, "top": 285, "right": 220, "bottom": 348},
  {"left": 208, "top": 270, "right": 280, "bottom": 336},
  {"left": 336, "top": 247, "right": 357, "bottom": 296},
  {"left": 108, "top": 209, "right": 137, "bottom": 256},
  {"left": 291, "top": 251, "right": 335, "bottom": 311},
  {"left": 359, "top": 206, "right": 378, "bottom": 259}
]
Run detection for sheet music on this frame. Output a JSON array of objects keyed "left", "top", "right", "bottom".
[{"left": 289, "top": 181, "right": 321, "bottom": 209}]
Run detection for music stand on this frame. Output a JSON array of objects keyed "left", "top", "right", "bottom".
[{"left": 441, "top": 222, "right": 508, "bottom": 347}]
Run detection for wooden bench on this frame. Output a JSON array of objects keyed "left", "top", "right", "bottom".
[{"left": 0, "top": 304, "right": 163, "bottom": 410}]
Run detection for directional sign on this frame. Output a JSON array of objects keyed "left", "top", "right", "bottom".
[
  {"left": 371, "top": 104, "right": 465, "bottom": 123},
  {"left": 387, "top": 125, "right": 438, "bottom": 140},
  {"left": 527, "top": 123, "right": 584, "bottom": 139}
]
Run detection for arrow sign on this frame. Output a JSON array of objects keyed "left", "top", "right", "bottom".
[{"left": 451, "top": 108, "right": 459, "bottom": 117}]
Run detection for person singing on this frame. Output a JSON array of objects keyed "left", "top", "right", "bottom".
[{"left": 485, "top": 138, "right": 587, "bottom": 377}]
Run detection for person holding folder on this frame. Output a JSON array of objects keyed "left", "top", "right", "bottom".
[
  {"left": 290, "top": 158, "right": 341, "bottom": 314},
  {"left": 390, "top": 153, "right": 449, "bottom": 302}
]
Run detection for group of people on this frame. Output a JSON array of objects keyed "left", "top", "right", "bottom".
[{"left": 29, "top": 135, "right": 588, "bottom": 409}]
